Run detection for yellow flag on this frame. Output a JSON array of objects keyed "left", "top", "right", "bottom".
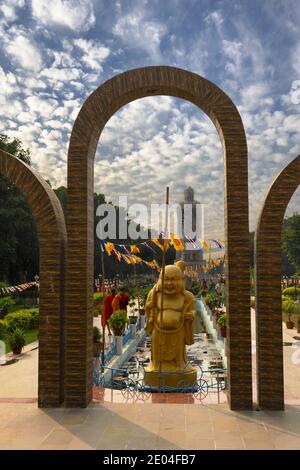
[
  {"left": 170, "top": 233, "right": 184, "bottom": 251},
  {"left": 200, "top": 240, "right": 211, "bottom": 252},
  {"left": 105, "top": 242, "right": 115, "bottom": 256},
  {"left": 130, "top": 245, "right": 140, "bottom": 254}
]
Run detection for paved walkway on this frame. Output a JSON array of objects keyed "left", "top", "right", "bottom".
[
  {"left": 0, "top": 401, "right": 300, "bottom": 449},
  {"left": 0, "top": 341, "right": 38, "bottom": 399},
  {"left": 1, "top": 316, "right": 300, "bottom": 449},
  {"left": 251, "top": 308, "right": 300, "bottom": 405}
]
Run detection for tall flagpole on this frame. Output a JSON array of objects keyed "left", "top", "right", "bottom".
[
  {"left": 159, "top": 187, "right": 169, "bottom": 388},
  {"left": 100, "top": 242, "right": 105, "bottom": 373}
]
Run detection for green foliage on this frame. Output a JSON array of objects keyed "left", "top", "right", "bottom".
[
  {"left": 93, "top": 326, "right": 102, "bottom": 342},
  {"left": 282, "top": 299, "right": 295, "bottom": 320},
  {"left": 0, "top": 319, "right": 8, "bottom": 338},
  {"left": 0, "top": 134, "right": 39, "bottom": 283},
  {"left": 8, "top": 327, "right": 26, "bottom": 351},
  {"left": 4, "top": 310, "right": 33, "bottom": 332},
  {"left": 137, "top": 285, "right": 152, "bottom": 306},
  {"left": 108, "top": 310, "right": 128, "bottom": 334},
  {"left": 27, "top": 309, "right": 39, "bottom": 328},
  {"left": 217, "top": 313, "right": 227, "bottom": 327},
  {"left": 282, "top": 214, "right": 300, "bottom": 273},
  {"left": 0, "top": 296, "right": 15, "bottom": 312},
  {"left": 205, "top": 292, "right": 221, "bottom": 309},
  {"left": 282, "top": 287, "right": 300, "bottom": 299},
  {"left": 93, "top": 292, "right": 104, "bottom": 302},
  {"left": 189, "top": 281, "right": 202, "bottom": 297}
]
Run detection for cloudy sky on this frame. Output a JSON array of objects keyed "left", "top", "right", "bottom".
[{"left": 0, "top": 0, "right": 300, "bottom": 238}]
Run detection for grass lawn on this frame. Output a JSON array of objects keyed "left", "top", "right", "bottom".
[{"left": 1, "top": 328, "right": 38, "bottom": 354}]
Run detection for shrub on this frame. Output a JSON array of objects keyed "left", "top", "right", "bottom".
[
  {"left": 28, "top": 309, "right": 39, "bottom": 328},
  {"left": 5, "top": 311, "right": 32, "bottom": 332},
  {"left": 0, "top": 319, "right": 8, "bottom": 338},
  {"left": 8, "top": 327, "right": 26, "bottom": 353},
  {"left": 0, "top": 296, "right": 16, "bottom": 313},
  {"left": 93, "top": 326, "right": 102, "bottom": 342},
  {"left": 282, "top": 287, "right": 300, "bottom": 299}
]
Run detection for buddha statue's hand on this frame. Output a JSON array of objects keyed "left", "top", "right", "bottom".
[
  {"left": 145, "top": 320, "right": 154, "bottom": 334},
  {"left": 184, "top": 310, "right": 195, "bottom": 321}
]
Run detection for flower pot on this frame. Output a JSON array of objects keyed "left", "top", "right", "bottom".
[
  {"left": 112, "top": 328, "right": 124, "bottom": 336},
  {"left": 286, "top": 321, "right": 295, "bottom": 329},
  {"left": 115, "top": 335, "right": 123, "bottom": 355},
  {"left": 139, "top": 308, "right": 145, "bottom": 315},
  {"left": 12, "top": 346, "right": 23, "bottom": 355},
  {"left": 129, "top": 315, "right": 138, "bottom": 324},
  {"left": 220, "top": 326, "right": 227, "bottom": 338}
]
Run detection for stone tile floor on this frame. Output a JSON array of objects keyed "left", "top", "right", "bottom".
[{"left": 0, "top": 400, "right": 300, "bottom": 450}]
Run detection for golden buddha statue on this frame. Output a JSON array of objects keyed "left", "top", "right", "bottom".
[{"left": 144, "top": 260, "right": 197, "bottom": 388}]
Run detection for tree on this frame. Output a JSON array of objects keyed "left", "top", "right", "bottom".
[
  {"left": 282, "top": 214, "right": 300, "bottom": 274},
  {"left": 0, "top": 135, "right": 39, "bottom": 283}
]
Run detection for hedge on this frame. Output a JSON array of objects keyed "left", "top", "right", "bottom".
[
  {"left": 4, "top": 309, "right": 39, "bottom": 332},
  {"left": 0, "top": 319, "right": 7, "bottom": 338},
  {"left": 282, "top": 287, "right": 300, "bottom": 298}
]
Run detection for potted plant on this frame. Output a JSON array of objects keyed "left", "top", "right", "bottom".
[
  {"left": 217, "top": 313, "right": 227, "bottom": 338},
  {"left": 108, "top": 310, "right": 128, "bottom": 335},
  {"left": 8, "top": 327, "right": 26, "bottom": 355},
  {"left": 283, "top": 299, "right": 295, "bottom": 329},
  {"left": 108, "top": 310, "right": 128, "bottom": 355},
  {"left": 93, "top": 326, "right": 102, "bottom": 357}
]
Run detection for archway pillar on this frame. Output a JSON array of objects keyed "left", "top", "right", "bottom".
[
  {"left": 255, "top": 155, "right": 300, "bottom": 410},
  {"left": 0, "top": 150, "right": 67, "bottom": 407}
]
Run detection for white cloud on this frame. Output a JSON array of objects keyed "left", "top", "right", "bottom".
[
  {"left": 4, "top": 34, "right": 43, "bottom": 72},
  {"left": 0, "top": 0, "right": 25, "bottom": 23},
  {"left": 74, "top": 39, "right": 110, "bottom": 71},
  {"left": 31, "top": 0, "right": 95, "bottom": 32},
  {"left": 0, "top": 66, "right": 18, "bottom": 105},
  {"left": 113, "top": 12, "right": 167, "bottom": 61}
]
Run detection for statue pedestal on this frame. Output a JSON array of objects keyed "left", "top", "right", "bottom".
[{"left": 144, "top": 365, "right": 197, "bottom": 389}]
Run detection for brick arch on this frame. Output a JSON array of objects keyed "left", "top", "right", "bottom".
[
  {"left": 255, "top": 154, "right": 300, "bottom": 410},
  {"left": 66, "top": 66, "right": 252, "bottom": 409},
  {"left": 0, "top": 149, "right": 67, "bottom": 407}
]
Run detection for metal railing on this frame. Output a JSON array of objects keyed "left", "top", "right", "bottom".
[{"left": 93, "top": 361, "right": 227, "bottom": 403}]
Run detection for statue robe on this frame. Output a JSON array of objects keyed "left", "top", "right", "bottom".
[{"left": 145, "top": 287, "right": 195, "bottom": 372}]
